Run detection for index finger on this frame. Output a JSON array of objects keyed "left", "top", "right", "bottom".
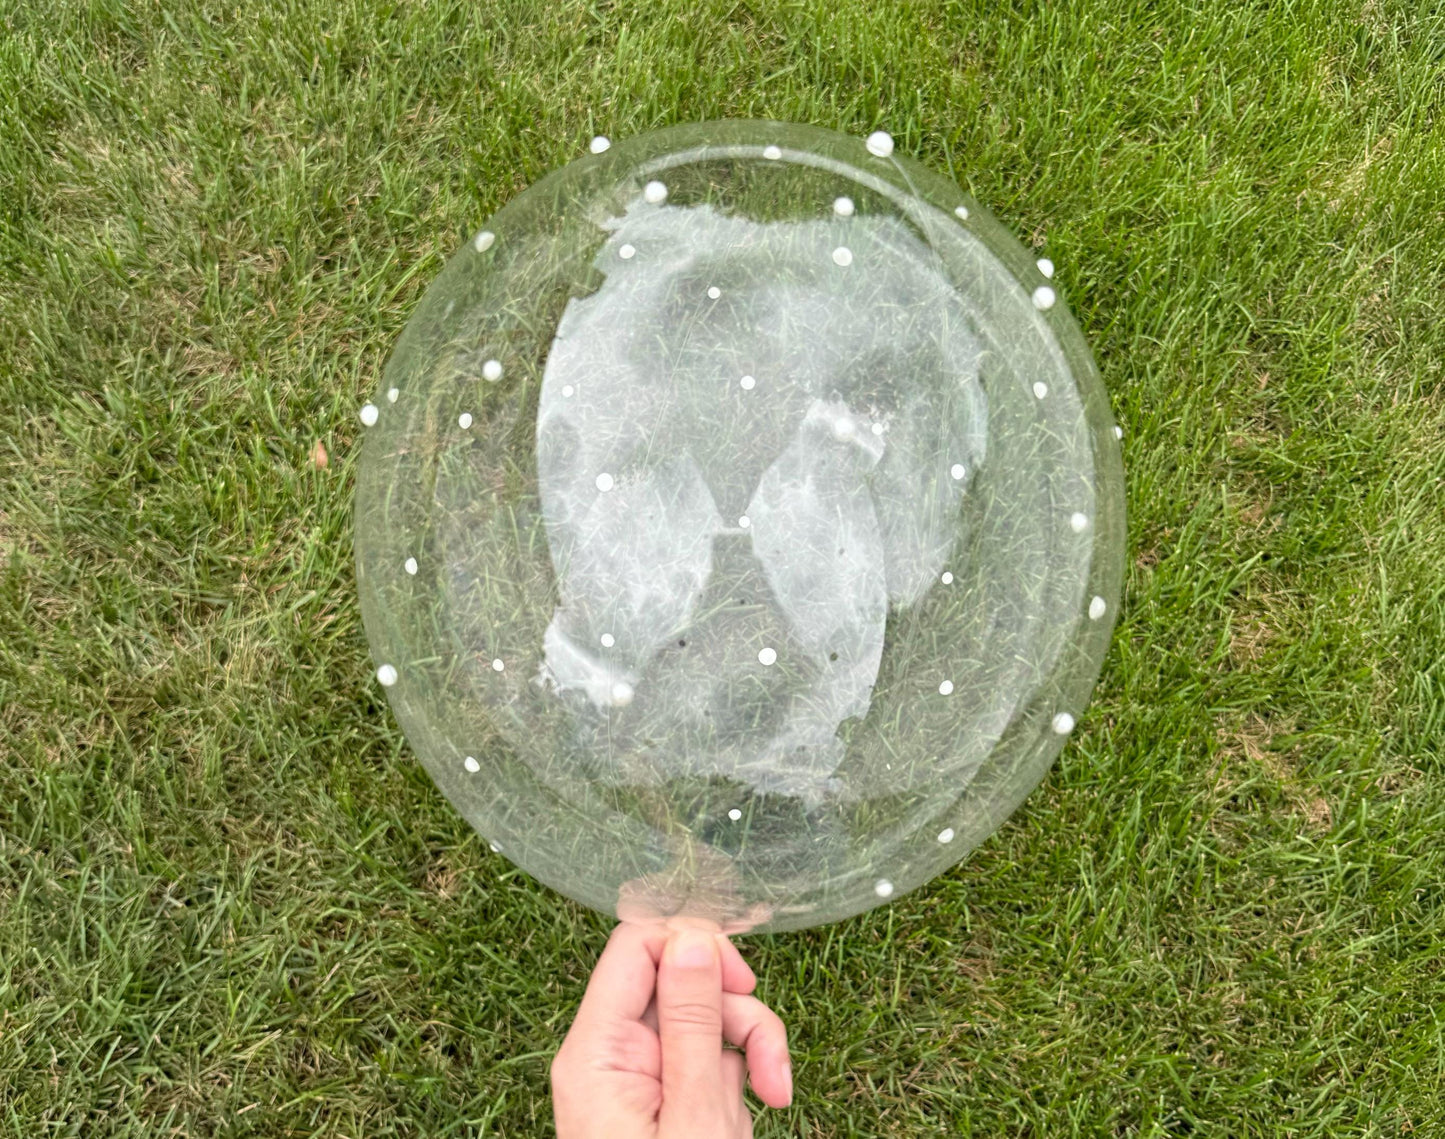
[{"left": 569, "top": 922, "right": 662, "bottom": 1033}]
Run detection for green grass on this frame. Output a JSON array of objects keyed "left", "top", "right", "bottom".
[{"left": 2, "top": 0, "right": 1443, "bottom": 1134}]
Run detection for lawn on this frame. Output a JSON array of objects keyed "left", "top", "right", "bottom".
[{"left": 2, "top": 0, "right": 1443, "bottom": 1134}]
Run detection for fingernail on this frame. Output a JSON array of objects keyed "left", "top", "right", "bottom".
[
  {"left": 668, "top": 928, "right": 717, "bottom": 969},
  {"left": 781, "top": 1057, "right": 793, "bottom": 1105}
]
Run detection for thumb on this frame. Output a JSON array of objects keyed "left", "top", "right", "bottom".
[{"left": 656, "top": 929, "right": 727, "bottom": 1130}]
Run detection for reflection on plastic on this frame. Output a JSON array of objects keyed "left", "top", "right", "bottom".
[{"left": 537, "top": 205, "right": 986, "bottom": 805}]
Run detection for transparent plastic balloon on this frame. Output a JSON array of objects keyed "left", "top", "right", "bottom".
[{"left": 355, "top": 121, "right": 1124, "bottom": 932}]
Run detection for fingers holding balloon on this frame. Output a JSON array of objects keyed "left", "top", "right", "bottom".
[{"left": 570, "top": 921, "right": 664, "bottom": 1034}]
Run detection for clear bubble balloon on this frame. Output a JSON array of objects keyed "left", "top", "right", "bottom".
[{"left": 354, "top": 121, "right": 1125, "bottom": 932}]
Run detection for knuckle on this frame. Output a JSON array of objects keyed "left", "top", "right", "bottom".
[
  {"left": 602, "top": 1025, "right": 658, "bottom": 1074},
  {"left": 661, "top": 997, "right": 722, "bottom": 1034},
  {"left": 550, "top": 1045, "right": 576, "bottom": 1086}
]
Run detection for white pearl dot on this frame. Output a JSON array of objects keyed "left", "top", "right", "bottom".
[
  {"left": 1070, "top": 512, "right": 1090, "bottom": 533},
  {"left": 1037, "top": 257, "right": 1055, "bottom": 278},
  {"left": 833, "top": 196, "right": 855, "bottom": 217},
  {"left": 740, "top": 374, "right": 756, "bottom": 390},
  {"left": 482, "top": 359, "right": 502, "bottom": 382},
  {"left": 941, "top": 571, "right": 954, "bottom": 584},
  {"left": 404, "top": 557, "right": 418, "bottom": 575},
  {"left": 950, "top": 463, "right": 966, "bottom": 480},
  {"left": 954, "top": 205, "right": 969, "bottom": 221},
  {"left": 874, "top": 878, "right": 894, "bottom": 898},
  {"left": 473, "top": 230, "right": 495, "bottom": 253},
  {"left": 1114, "top": 425, "right": 1124, "bottom": 441},
  {"left": 595, "top": 472, "right": 615, "bottom": 492},
  {"left": 707, "top": 285, "right": 721, "bottom": 299},
  {"left": 458, "top": 412, "right": 473, "bottom": 429},
  {"left": 758, "top": 647, "right": 777, "bottom": 666},
  {"left": 1089, "top": 596, "right": 1107, "bottom": 620},
  {"left": 618, "top": 244, "right": 636, "bottom": 260},
  {"left": 464, "top": 756, "right": 480, "bottom": 773},
  {"left": 562, "top": 384, "right": 575, "bottom": 397},
  {"left": 870, "top": 422, "right": 884, "bottom": 436},
  {"left": 492, "top": 658, "right": 505, "bottom": 672},
  {"left": 938, "top": 680, "right": 954, "bottom": 696},
  {"left": 643, "top": 180, "right": 668, "bottom": 204},
  {"left": 589, "top": 135, "right": 611, "bottom": 154},
  {"left": 937, "top": 827, "right": 955, "bottom": 844},
  {"left": 763, "top": 145, "right": 782, "bottom": 160},
  {"left": 358, "top": 403, "right": 379, "bottom": 427},
  {"left": 738, "top": 515, "right": 751, "bottom": 529},
  {"left": 1034, "top": 383, "right": 1050, "bottom": 401},
  {"left": 386, "top": 387, "right": 399, "bottom": 403},
  {"left": 376, "top": 664, "right": 398, "bottom": 687},
  {"left": 600, "top": 633, "right": 615, "bottom": 648},
  {"left": 1052, "top": 712, "right": 1076, "bottom": 735},
  {"left": 865, "top": 130, "right": 894, "bottom": 157},
  {"left": 728, "top": 807, "right": 743, "bottom": 821},
  {"left": 1033, "top": 285, "right": 1057, "bottom": 310},
  {"left": 833, "top": 418, "right": 855, "bottom": 440},
  {"left": 611, "top": 681, "right": 634, "bottom": 706},
  {"left": 832, "top": 246, "right": 853, "bottom": 267}
]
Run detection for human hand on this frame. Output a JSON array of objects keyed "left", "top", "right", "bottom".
[{"left": 551, "top": 922, "right": 792, "bottom": 1137}]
